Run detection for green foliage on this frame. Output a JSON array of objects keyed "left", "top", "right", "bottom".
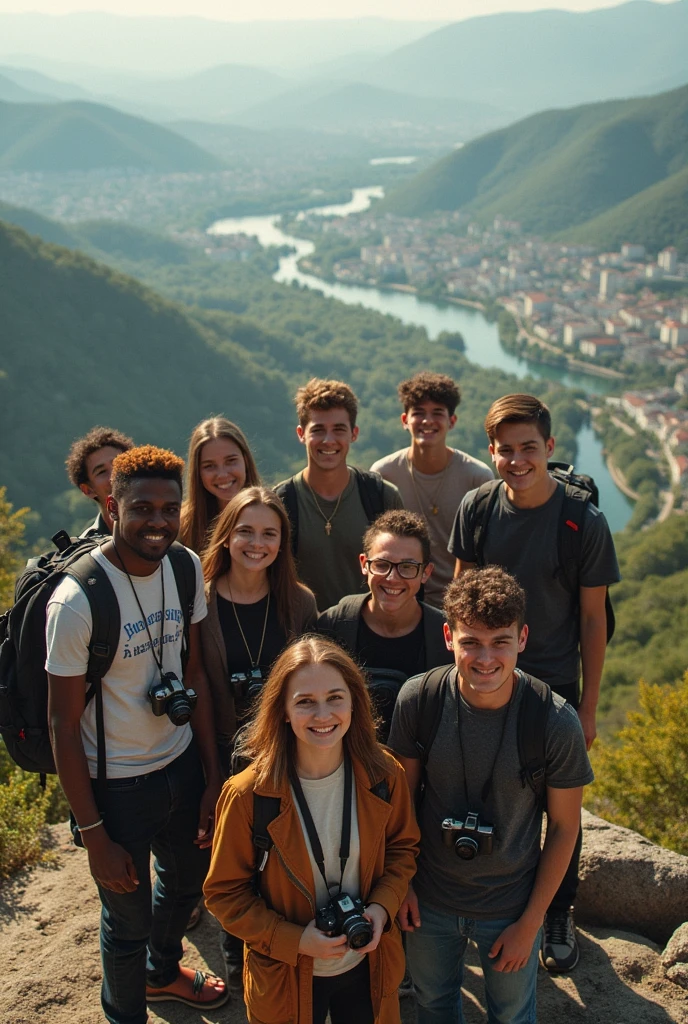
[
  {"left": 0, "top": 741, "right": 70, "bottom": 877},
  {"left": 0, "top": 98, "right": 223, "bottom": 172},
  {"left": 382, "top": 84, "right": 688, "bottom": 254},
  {"left": 616, "top": 513, "right": 688, "bottom": 581},
  {"left": 0, "top": 486, "right": 27, "bottom": 611},
  {"left": 587, "top": 676, "right": 688, "bottom": 855}
]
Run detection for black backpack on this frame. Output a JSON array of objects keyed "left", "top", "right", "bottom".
[
  {"left": 0, "top": 531, "right": 196, "bottom": 779},
  {"left": 275, "top": 468, "right": 387, "bottom": 557},
  {"left": 413, "top": 666, "right": 552, "bottom": 806},
  {"left": 471, "top": 461, "right": 615, "bottom": 642}
]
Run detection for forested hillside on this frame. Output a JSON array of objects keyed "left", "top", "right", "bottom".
[
  {"left": 381, "top": 84, "right": 688, "bottom": 253},
  {"left": 0, "top": 99, "right": 223, "bottom": 171},
  {"left": 0, "top": 214, "right": 585, "bottom": 542}
]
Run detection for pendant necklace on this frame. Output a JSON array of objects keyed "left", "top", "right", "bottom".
[
  {"left": 408, "top": 452, "right": 450, "bottom": 517},
  {"left": 303, "top": 475, "right": 344, "bottom": 536},
  {"left": 227, "top": 576, "right": 270, "bottom": 668}
]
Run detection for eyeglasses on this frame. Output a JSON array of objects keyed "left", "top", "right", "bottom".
[{"left": 365, "top": 558, "right": 425, "bottom": 580}]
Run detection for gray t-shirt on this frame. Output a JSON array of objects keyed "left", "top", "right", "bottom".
[
  {"left": 388, "top": 669, "right": 593, "bottom": 919},
  {"left": 284, "top": 468, "right": 402, "bottom": 610},
  {"left": 370, "top": 447, "right": 493, "bottom": 609},
  {"left": 449, "top": 482, "right": 620, "bottom": 691}
]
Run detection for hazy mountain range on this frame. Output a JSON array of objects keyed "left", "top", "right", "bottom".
[{"left": 382, "top": 83, "right": 688, "bottom": 255}]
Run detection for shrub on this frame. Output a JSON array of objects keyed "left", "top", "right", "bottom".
[{"left": 586, "top": 674, "right": 688, "bottom": 855}]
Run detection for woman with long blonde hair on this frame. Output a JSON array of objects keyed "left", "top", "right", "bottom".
[
  {"left": 179, "top": 416, "right": 260, "bottom": 554},
  {"left": 204, "top": 636, "right": 419, "bottom": 1024}
]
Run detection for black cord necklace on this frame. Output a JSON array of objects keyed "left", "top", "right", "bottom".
[
  {"left": 111, "top": 541, "right": 166, "bottom": 679},
  {"left": 457, "top": 673, "right": 515, "bottom": 810}
]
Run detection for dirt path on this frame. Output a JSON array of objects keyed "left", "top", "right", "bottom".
[{"left": 1, "top": 824, "right": 687, "bottom": 1024}]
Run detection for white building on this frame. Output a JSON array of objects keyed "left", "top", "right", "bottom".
[
  {"left": 658, "top": 247, "right": 678, "bottom": 274},
  {"left": 621, "top": 243, "right": 646, "bottom": 260}
]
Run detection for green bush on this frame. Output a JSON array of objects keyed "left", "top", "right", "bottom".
[{"left": 586, "top": 675, "right": 688, "bottom": 855}]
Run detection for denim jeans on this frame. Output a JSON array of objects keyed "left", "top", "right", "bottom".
[
  {"left": 406, "top": 900, "right": 541, "bottom": 1024},
  {"left": 94, "top": 741, "right": 209, "bottom": 1024}
]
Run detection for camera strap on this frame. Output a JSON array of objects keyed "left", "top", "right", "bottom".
[
  {"left": 112, "top": 542, "right": 166, "bottom": 679},
  {"left": 289, "top": 750, "right": 353, "bottom": 896},
  {"left": 457, "top": 676, "right": 514, "bottom": 809}
]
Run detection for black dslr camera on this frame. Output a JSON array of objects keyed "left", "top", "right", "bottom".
[
  {"left": 149, "top": 671, "right": 197, "bottom": 726},
  {"left": 315, "top": 892, "right": 373, "bottom": 950},
  {"left": 229, "top": 668, "right": 264, "bottom": 701},
  {"left": 442, "top": 813, "right": 494, "bottom": 860}
]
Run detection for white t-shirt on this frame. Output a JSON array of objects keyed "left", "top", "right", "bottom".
[
  {"left": 292, "top": 760, "right": 364, "bottom": 978},
  {"left": 45, "top": 545, "right": 207, "bottom": 779}
]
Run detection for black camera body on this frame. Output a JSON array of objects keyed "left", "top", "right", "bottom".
[
  {"left": 229, "top": 668, "right": 264, "bottom": 701},
  {"left": 149, "top": 671, "right": 197, "bottom": 726},
  {"left": 442, "top": 813, "right": 494, "bottom": 860},
  {"left": 315, "top": 892, "right": 373, "bottom": 950}
]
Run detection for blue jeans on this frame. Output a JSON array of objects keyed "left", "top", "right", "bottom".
[
  {"left": 407, "top": 900, "right": 541, "bottom": 1024},
  {"left": 94, "top": 742, "right": 209, "bottom": 1024}
]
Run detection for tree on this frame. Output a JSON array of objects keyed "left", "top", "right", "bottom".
[
  {"left": 0, "top": 486, "right": 28, "bottom": 612},
  {"left": 586, "top": 675, "right": 688, "bottom": 855}
]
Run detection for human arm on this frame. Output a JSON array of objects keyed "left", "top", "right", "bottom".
[
  {"left": 383, "top": 480, "right": 404, "bottom": 511},
  {"left": 47, "top": 671, "right": 139, "bottom": 893},
  {"left": 186, "top": 621, "right": 222, "bottom": 847},
  {"left": 578, "top": 585, "right": 608, "bottom": 750},
  {"left": 488, "top": 785, "right": 582, "bottom": 972},
  {"left": 454, "top": 558, "right": 475, "bottom": 578}
]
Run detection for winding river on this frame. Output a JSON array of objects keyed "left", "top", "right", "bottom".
[{"left": 208, "top": 187, "right": 633, "bottom": 531}]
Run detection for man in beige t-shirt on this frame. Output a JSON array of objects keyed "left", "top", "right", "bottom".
[{"left": 370, "top": 372, "right": 492, "bottom": 608}]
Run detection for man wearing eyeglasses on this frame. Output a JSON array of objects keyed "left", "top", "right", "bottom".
[{"left": 318, "top": 510, "right": 449, "bottom": 741}]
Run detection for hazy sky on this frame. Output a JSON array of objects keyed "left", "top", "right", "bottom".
[{"left": 0, "top": 0, "right": 678, "bottom": 18}]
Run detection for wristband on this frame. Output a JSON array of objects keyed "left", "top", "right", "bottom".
[{"left": 76, "top": 818, "right": 104, "bottom": 833}]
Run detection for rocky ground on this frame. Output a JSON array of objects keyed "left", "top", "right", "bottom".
[{"left": 1, "top": 823, "right": 687, "bottom": 1024}]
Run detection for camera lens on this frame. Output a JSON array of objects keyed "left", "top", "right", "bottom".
[
  {"left": 344, "top": 917, "right": 373, "bottom": 949},
  {"left": 455, "top": 837, "right": 479, "bottom": 860},
  {"left": 166, "top": 694, "right": 194, "bottom": 726}
]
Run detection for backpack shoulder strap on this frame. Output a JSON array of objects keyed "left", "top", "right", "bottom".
[
  {"left": 275, "top": 478, "right": 299, "bottom": 557},
  {"left": 472, "top": 480, "right": 502, "bottom": 566},
  {"left": 516, "top": 671, "right": 552, "bottom": 805},
  {"left": 65, "top": 553, "right": 120, "bottom": 789},
  {"left": 252, "top": 792, "right": 282, "bottom": 881},
  {"left": 414, "top": 665, "right": 453, "bottom": 767},
  {"left": 353, "top": 468, "right": 386, "bottom": 523},
  {"left": 167, "top": 542, "right": 196, "bottom": 671},
  {"left": 556, "top": 482, "right": 590, "bottom": 593}
]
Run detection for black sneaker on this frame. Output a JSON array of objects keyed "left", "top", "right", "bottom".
[{"left": 540, "top": 908, "right": 580, "bottom": 973}]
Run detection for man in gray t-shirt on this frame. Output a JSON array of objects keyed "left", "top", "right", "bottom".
[
  {"left": 389, "top": 567, "right": 591, "bottom": 1024},
  {"left": 448, "top": 393, "right": 619, "bottom": 973}
]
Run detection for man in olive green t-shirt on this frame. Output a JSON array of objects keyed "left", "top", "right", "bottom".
[{"left": 276, "top": 378, "right": 402, "bottom": 610}]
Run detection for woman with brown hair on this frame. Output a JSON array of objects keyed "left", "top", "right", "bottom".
[
  {"left": 204, "top": 636, "right": 419, "bottom": 1024},
  {"left": 179, "top": 416, "right": 260, "bottom": 554}
]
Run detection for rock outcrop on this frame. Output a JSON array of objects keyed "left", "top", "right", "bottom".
[
  {"left": 577, "top": 810, "right": 688, "bottom": 945},
  {"left": 663, "top": 923, "right": 688, "bottom": 991}
]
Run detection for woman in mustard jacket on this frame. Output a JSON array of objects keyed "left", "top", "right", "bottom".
[{"left": 204, "top": 635, "right": 420, "bottom": 1024}]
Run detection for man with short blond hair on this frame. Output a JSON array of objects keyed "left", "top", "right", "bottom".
[{"left": 276, "top": 378, "right": 402, "bottom": 609}]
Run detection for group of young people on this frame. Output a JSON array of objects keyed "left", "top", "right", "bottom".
[{"left": 45, "top": 371, "right": 619, "bottom": 1024}]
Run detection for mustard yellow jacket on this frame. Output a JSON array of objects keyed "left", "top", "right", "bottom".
[{"left": 204, "top": 750, "right": 420, "bottom": 1024}]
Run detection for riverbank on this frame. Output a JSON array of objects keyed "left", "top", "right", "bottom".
[{"left": 607, "top": 453, "right": 640, "bottom": 501}]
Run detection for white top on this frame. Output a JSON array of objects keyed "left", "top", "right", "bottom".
[
  {"left": 370, "top": 446, "right": 493, "bottom": 607},
  {"left": 45, "top": 545, "right": 207, "bottom": 778},
  {"left": 292, "top": 760, "right": 365, "bottom": 978}
]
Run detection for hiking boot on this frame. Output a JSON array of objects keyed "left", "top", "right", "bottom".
[{"left": 540, "top": 908, "right": 579, "bottom": 973}]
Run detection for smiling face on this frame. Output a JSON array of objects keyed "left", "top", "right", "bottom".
[
  {"left": 285, "top": 662, "right": 352, "bottom": 757},
  {"left": 297, "top": 406, "right": 359, "bottom": 473},
  {"left": 489, "top": 421, "right": 555, "bottom": 503},
  {"left": 360, "top": 531, "right": 431, "bottom": 617},
  {"left": 228, "top": 502, "right": 281, "bottom": 575},
  {"left": 445, "top": 617, "right": 528, "bottom": 708},
  {"left": 199, "top": 437, "right": 247, "bottom": 510},
  {"left": 80, "top": 445, "right": 125, "bottom": 509},
  {"left": 108, "top": 477, "right": 181, "bottom": 565},
  {"left": 402, "top": 398, "right": 456, "bottom": 451}
]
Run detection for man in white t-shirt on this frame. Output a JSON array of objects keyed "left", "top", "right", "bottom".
[
  {"left": 370, "top": 373, "right": 493, "bottom": 609},
  {"left": 46, "top": 445, "right": 227, "bottom": 1024}
]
